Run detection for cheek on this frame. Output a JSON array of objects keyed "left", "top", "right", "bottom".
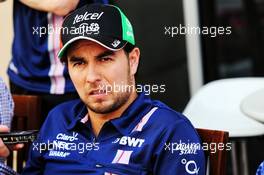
[
  {"left": 108, "top": 65, "right": 130, "bottom": 83},
  {"left": 69, "top": 69, "right": 84, "bottom": 88}
]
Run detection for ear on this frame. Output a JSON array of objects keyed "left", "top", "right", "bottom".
[{"left": 128, "top": 47, "right": 140, "bottom": 76}]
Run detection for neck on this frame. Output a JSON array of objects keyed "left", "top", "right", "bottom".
[{"left": 88, "top": 91, "right": 138, "bottom": 137}]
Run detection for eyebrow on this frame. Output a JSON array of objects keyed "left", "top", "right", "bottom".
[
  {"left": 67, "top": 50, "right": 114, "bottom": 62},
  {"left": 68, "top": 56, "right": 84, "bottom": 62},
  {"left": 96, "top": 50, "right": 114, "bottom": 59}
]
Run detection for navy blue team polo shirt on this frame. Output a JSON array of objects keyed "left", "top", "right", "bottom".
[{"left": 22, "top": 92, "right": 205, "bottom": 175}]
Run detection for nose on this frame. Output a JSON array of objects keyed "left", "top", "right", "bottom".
[{"left": 85, "top": 64, "right": 101, "bottom": 83}]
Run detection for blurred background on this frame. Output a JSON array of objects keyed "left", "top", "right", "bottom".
[
  {"left": 1, "top": 0, "right": 264, "bottom": 174},
  {"left": 0, "top": 0, "right": 13, "bottom": 84}
]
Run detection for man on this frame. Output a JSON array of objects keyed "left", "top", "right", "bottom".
[
  {"left": 0, "top": 77, "right": 19, "bottom": 161},
  {"left": 0, "top": 77, "right": 13, "bottom": 132},
  {"left": 8, "top": 0, "right": 108, "bottom": 120},
  {"left": 0, "top": 77, "right": 23, "bottom": 175},
  {"left": 0, "top": 125, "right": 23, "bottom": 175},
  {"left": 23, "top": 4, "right": 205, "bottom": 175}
]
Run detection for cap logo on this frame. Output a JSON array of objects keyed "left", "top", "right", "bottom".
[
  {"left": 111, "top": 40, "right": 121, "bottom": 48},
  {"left": 73, "top": 12, "right": 104, "bottom": 25},
  {"left": 74, "top": 23, "right": 100, "bottom": 35}
]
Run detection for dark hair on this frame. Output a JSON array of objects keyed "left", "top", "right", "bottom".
[
  {"left": 60, "top": 42, "right": 136, "bottom": 64},
  {"left": 123, "top": 43, "right": 136, "bottom": 56},
  {"left": 60, "top": 55, "right": 67, "bottom": 64}
]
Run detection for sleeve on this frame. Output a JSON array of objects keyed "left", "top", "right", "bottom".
[
  {"left": 22, "top": 107, "right": 59, "bottom": 175},
  {"left": 21, "top": 112, "right": 56, "bottom": 175},
  {"left": 153, "top": 120, "right": 206, "bottom": 175},
  {"left": 256, "top": 161, "right": 264, "bottom": 175},
  {"left": 0, "top": 162, "right": 19, "bottom": 175},
  {"left": 21, "top": 134, "right": 45, "bottom": 175},
  {"left": 0, "top": 78, "right": 14, "bottom": 128}
]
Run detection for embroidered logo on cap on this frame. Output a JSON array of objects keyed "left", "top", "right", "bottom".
[
  {"left": 74, "top": 23, "right": 100, "bottom": 35},
  {"left": 111, "top": 40, "right": 121, "bottom": 48},
  {"left": 73, "top": 12, "right": 104, "bottom": 24}
]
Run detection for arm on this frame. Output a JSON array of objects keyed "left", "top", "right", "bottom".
[
  {"left": 22, "top": 132, "right": 44, "bottom": 175},
  {"left": 0, "top": 125, "right": 10, "bottom": 157},
  {"left": 0, "top": 78, "right": 24, "bottom": 159},
  {"left": 0, "top": 125, "right": 24, "bottom": 158},
  {"left": 153, "top": 121, "right": 206, "bottom": 175},
  {"left": 19, "top": 0, "right": 80, "bottom": 16}
]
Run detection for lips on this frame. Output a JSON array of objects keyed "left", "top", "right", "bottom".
[{"left": 89, "top": 89, "right": 107, "bottom": 95}]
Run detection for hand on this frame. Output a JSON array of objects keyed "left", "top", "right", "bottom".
[
  {"left": 20, "top": 0, "right": 80, "bottom": 16},
  {"left": 51, "top": 0, "right": 80, "bottom": 16},
  {"left": 0, "top": 125, "right": 24, "bottom": 158}
]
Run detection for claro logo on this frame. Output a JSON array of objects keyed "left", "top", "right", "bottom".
[{"left": 56, "top": 132, "right": 78, "bottom": 142}]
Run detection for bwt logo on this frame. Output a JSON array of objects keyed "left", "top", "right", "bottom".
[{"left": 112, "top": 136, "right": 145, "bottom": 148}]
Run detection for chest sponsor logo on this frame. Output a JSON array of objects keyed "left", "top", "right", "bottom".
[
  {"left": 56, "top": 132, "right": 78, "bottom": 141},
  {"left": 164, "top": 140, "right": 200, "bottom": 155},
  {"left": 112, "top": 136, "right": 145, "bottom": 148},
  {"left": 47, "top": 132, "right": 78, "bottom": 158},
  {"left": 48, "top": 150, "right": 70, "bottom": 158},
  {"left": 46, "top": 132, "right": 98, "bottom": 158},
  {"left": 181, "top": 159, "right": 200, "bottom": 175}
]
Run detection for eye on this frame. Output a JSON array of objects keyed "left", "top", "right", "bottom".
[
  {"left": 98, "top": 57, "right": 112, "bottom": 62},
  {"left": 71, "top": 60, "right": 85, "bottom": 67}
]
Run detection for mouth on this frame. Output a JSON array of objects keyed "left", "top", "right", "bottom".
[{"left": 89, "top": 89, "right": 107, "bottom": 96}]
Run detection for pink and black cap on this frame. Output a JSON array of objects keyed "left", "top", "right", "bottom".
[{"left": 58, "top": 3, "right": 135, "bottom": 59}]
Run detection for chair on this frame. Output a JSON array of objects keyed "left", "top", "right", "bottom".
[
  {"left": 7, "top": 95, "right": 41, "bottom": 173},
  {"left": 196, "top": 128, "right": 229, "bottom": 175},
  {"left": 184, "top": 78, "right": 264, "bottom": 175}
]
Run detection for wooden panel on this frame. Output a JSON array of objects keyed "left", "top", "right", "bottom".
[
  {"left": 197, "top": 128, "right": 229, "bottom": 175},
  {"left": 7, "top": 95, "right": 41, "bottom": 173}
]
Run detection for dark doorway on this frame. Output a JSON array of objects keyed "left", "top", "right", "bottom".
[{"left": 113, "top": 0, "right": 190, "bottom": 111}]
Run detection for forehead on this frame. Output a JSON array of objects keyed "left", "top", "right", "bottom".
[{"left": 67, "top": 40, "right": 108, "bottom": 56}]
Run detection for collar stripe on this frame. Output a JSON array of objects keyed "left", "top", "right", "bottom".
[
  {"left": 112, "top": 149, "right": 133, "bottom": 164},
  {"left": 131, "top": 107, "right": 158, "bottom": 133}
]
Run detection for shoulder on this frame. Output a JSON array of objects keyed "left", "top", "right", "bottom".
[
  {"left": 41, "top": 99, "right": 84, "bottom": 129},
  {"left": 153, "top": 101, "right": 196, "bottom": 130},
  {"left": 0, "top": 78, "right": 7, "bottom": 91},
  {"left": 149, "top": 101, "right": 200, "bottom": 141},
  {"left": 149, "top": 101, "right": 206, "bottom": 174},
  {"left": 50, "top": 99, "right": 82, "bottom": 114}
]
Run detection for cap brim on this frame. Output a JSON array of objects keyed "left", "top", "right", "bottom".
[{"left": 58, "top": 36, "right": 127, "bottom": 59}]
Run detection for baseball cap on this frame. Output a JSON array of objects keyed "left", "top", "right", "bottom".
[{"left": 58, "top": 3, "right": 135, "bottom": 59}]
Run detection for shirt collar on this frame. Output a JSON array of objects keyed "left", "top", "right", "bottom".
[
  {"left": 67, "top": 92, "right": 153, "bottom": 135},
  {"left": 67, "top": 104, "right": 88, "bottom": 130},
  {"left": 110, "top": 92, "right": 153, "bottom": 135}
]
